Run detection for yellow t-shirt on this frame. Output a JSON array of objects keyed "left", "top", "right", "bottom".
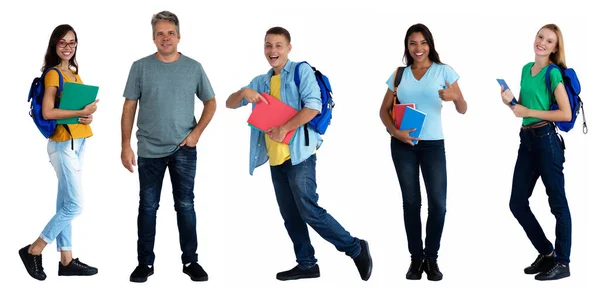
[
  {"left": 44, "top": 68, "right": 93, "bottom": 142},
  {"left": 265, "top": 74, "right": 291, "bottom": 166}
]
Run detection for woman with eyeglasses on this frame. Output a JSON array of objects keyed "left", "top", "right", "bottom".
[{"left": 19, "top": 24, "right": 99, "bottom": 281}]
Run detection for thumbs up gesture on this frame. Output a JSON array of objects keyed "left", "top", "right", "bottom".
[{"left": 438, "top": 81, "right": 457, "bottom": 102}]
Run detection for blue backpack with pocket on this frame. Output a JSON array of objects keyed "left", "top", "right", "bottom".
[
  {"left": 28, "top": 67, "right": 64, "bottom": 138},
  {"left": 294, "top": 61, "right": 334, "bottom": 145},
  {"left": 545, "top": 64, "right": 587, "bottom": 134}
]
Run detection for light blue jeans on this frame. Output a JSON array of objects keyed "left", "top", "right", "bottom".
[{"left": 40, "top": 138, "right": 86, "bottom": 251}]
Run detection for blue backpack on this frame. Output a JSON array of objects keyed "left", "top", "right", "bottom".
[
  {"left": 294, "top": 61, "right": 334, "bottom": 145},
  {"left": 545, "top": 64, "right": 587, "bottom": 134},
  {"left": 28, "top": 67, "right": 64, "bottom": 138}
]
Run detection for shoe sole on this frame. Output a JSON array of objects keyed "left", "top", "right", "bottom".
[
  {"left": 361, "top": 240, "right": 373, "bottom": 281},
  {"left": 535, "top": 272, "right": 570, "bottom": 281},
  {"left": 406, "top": 274, "right": 423, "bottom": 280},
  {"left": 276, "top": 273, "right": 320, "bottom": 281},
  {"left": 183, "top": 270, "right": 208, "bottom": 282},
  {"left": 19, "top": 247, "right": 46, "bottom": 281},
  {"left": 59, "top": 270, "right": 98, "bottom": 276},
  {"left": 130, "top": 271, "right": 153, "bottom": 283},
  {"left": 525, "top": 266, "right": 554, "bottom": 275}
]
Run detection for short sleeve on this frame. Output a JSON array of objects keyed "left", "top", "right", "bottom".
[
  {"left": 196, "top": 63, "right": 215, "bottom": 101},
  {"left": 385, "top": 70, "right": 396, "bottom": 92},
  {"left": 443, "top": 64, "right": 459, "bottom": 85},
  {"left": 123, "top": 61, "right": 140, "bottom": 100},
  {"left": 44, "top": 69, "right": 61, "bottom": 87},
  {"left": 549, "top": 67, "right": 563, "bottom": 93}
]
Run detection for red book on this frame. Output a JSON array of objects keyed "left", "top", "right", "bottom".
[
  {"left": 247, "top": 92, "right": 298, "bottom": 144},
  {"left": 394, "top": 103, "right": 416, "bottom": 129}
]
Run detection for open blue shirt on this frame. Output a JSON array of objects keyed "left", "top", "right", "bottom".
[{"left": 235, "top": 60, "right": 322, "bottom": 175}]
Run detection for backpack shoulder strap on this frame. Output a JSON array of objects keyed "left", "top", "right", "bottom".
[
  {"left": 294, "top": 61, "right": 311, "bottom": 87},
  {"left": 393, "top": 66, "right": 406, "bottom": 104}
]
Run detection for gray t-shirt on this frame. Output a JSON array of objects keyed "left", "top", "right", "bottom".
[{"left": 123, "top": 53, "right": 215, "bottom": 158}]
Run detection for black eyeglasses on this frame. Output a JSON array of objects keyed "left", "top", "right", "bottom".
[{"left": 57, "top": 40, "right": 78, "bottom": 48}]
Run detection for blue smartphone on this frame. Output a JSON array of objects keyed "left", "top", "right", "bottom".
[{"left": 496, "top": 79, "right": 518, "bottom": 105}]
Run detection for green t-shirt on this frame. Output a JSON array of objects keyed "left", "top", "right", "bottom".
[{"left": 519, "top": 62, "right": 563, "bottom": 126}]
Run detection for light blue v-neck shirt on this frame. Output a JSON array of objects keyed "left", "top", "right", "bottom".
[{"left": 386, "top": 62, "right": 459, "bottom": 140}]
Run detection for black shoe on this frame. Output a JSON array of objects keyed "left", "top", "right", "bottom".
[
  {"left": 535, "top": 263, "right": 570, "bottom": 281},
  {"left": 183, "top": 262, "right": 208, "bottom": 282},
  {"left": 524, "top": 253, "right": 556, "bottom": 274},
  {"left": 19, "top": 245, "right": 46, "bottom": 281},
  {"left": 423, "top": 259, "right": 443, "bottom": 281},
  {"left": 276, "top": 264, "right": 320, "bottom": 281},
  {"left": 353, "top": 239, "right": 373, "bottom": 281},
  {"left": 58, "top": 258, "right": 98, "bottom": 276},
  {"left": 130, "top": 264, "right": 154, "bottom": 283},
  {"left": 406, "top": 259, "right": 424, "bottom": 280}
]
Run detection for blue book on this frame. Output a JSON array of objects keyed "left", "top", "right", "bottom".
[{"left": 399, "top": 106, "right": 427, "bottom": 145}]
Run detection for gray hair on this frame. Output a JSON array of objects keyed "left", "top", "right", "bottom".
[{"left": 151, "top": 11, "right": 179, "bottom": 35}]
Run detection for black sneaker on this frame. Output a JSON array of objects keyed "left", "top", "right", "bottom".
[
  {"left": 423, "top": 259, "right": 443, "bottom": 281},
  {"left": 353, "top": 239, "right": 373, "bottom": 281},
  {"left": 58, "top": 258, "right": 98, "bottom": 276},
  {"left": 130, "top": 264, "right": 154, "bottom": 283},
  {"left": 276, "top": 264, "right": 320, "bottom": 281},
  {"left": 19, "top": 245, "right": 46, "bottom": 281},
  {"left": 535, "top": 263, "right": 570, "bottom": 281},
  {"left": 524, "top": 254, "right": 556, "bottom": 274},
  {"left": 183, "top": 262, "right": 208, "bottom": 282},
  {"left": 406, "top": 259, "right": 424, "bottom": 280}
]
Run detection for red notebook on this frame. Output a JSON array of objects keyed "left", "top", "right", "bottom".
[
  {"left": 394, "top": 103, "right": 416, "bottom": 129},
  {"left": 247, "top": 92, "right": 298, "bottom": 144}
]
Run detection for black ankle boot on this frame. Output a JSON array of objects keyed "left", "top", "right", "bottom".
[
  {"left": 406, "top": 259, "right": 424, "bottom": 280},
  {"left": 535, "top": 263, "right": 570, "bottom": 281},
  {"left": 524, "top": 253, "right": 556, "bottom": 274},
  {"left": 423, "top": 259, "right": 443, "bottom": 281}
]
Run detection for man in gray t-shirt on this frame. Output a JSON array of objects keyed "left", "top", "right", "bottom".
[{"left": 120, "top": 11, "right": 216, "bottom": 283}]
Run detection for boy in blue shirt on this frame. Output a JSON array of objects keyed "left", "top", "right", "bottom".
[{"left": 226, "top": 27, "right": 372, "bottom": 281}]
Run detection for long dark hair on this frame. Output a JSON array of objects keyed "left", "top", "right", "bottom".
[
  {"left": 42, "top": 24, "right": 79, "bottom": 74},
  {"left": 403, "top": 23, "right": 441, "bottom": 66}
]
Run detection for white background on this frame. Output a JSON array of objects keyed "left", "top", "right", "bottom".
[{"left": 1, "top": 0, "right": 598, "bottom": 297}]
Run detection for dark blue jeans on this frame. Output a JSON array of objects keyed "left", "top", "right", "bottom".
[
  {"left": 391, "top": 138, "right": 447, "bottom": 261},
  {"left": 509, "top": 123, "right": 571, "bottom": 265},
  {"left": 137, "top": 145, "right": 199, "bottom": 265},
  {"left": 270, "top": 154, "right": 361, "bottom": 269}
]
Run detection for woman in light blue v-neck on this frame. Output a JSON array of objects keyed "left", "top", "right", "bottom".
[{"left": 379, "top": 23, "right": 467, "bottom": 282}]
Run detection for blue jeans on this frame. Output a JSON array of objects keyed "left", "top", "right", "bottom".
[
  {"left": 391, "top": 138, "right": 447, "bottom": 261},
  {"left": 41, "top": 138, "right": 86, "bottom": 251},
  {"left": 509, "top": 123, "right": 571, "bottom": 265},
  {"left": 137, "top": 145, "right": 199, "bottom": 265},
  {"left": 270, "top": 154, "right": 361, "bottom": 269}
]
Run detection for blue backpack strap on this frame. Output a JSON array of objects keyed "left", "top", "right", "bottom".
[
  {"left": 294, "top": 61, "right": 312, "bottom": 147},
  {"left": 44, "top": 67, "right": 73, "bottom": 148}
]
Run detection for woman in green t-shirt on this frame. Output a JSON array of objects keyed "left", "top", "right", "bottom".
[{"left": 500, "top": 24, "right": 572, "bottom": 281}]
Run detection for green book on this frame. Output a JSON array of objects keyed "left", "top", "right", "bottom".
[{"left": 56, "top": 82, "right": 99, "bottom": 124}]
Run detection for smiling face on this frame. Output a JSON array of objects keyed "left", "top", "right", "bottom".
[
  {"left": 56, "top": 31, "right": 77, "bottom": 63},
  {"left": 534, "top": 28, "right": 558, "bottom": 58},
  {"left": 264, "top": 33, "right": 291, "bottom": 74},
  {"left": 153, "top": 20, "right": 180, "bottom": 57},
  {"left": 407, "top": 32, "right": 429, "bottom": 64}
]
